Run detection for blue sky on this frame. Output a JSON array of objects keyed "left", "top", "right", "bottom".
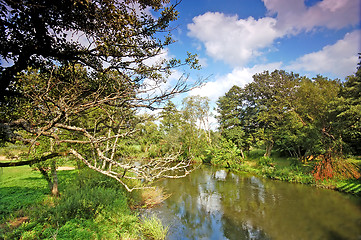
[{"left": 161, "top": 0, "right": 360, "bottom": 105}]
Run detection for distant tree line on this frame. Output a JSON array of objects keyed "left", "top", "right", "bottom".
[{"left": 217, "top": 55, "right": 361, "bottom": 161}]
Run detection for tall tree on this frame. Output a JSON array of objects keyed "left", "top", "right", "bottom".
[
  {"left": 181, "top": 95, "right": 212, "bottom": 153},
  {"left": 291, "top": 76, "right": 341, "bottom": 158},
  {"left": 217, "top": 85, "right": 251, "bottom": 158},
  {"left": 243, "top": 70, "right": 301, "bottom": 157},
  {"left": 217, "top": 70, "right": 343, "bottom": 159},
  {"left": 335, "top": 54, "right": 361, "bottom": 154}
]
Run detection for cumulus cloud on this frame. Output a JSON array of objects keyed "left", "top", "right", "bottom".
[
  {"left": 190, "top": 62, "right": 282, "bottom": 102},
  {"left": 287, "top": 30, "right": 361, "bottom": 78},
  {"left": 187, "top": 12, "right": 280, "bottom": 66},
  {"left": 263, "top": 0, "right": 360, "bottom": 33},
  {"left": 187, "top": 0, "right": 359, "bottom": 68}
]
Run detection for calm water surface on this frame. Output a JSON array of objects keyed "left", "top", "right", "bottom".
[{"left": 150, "top": 166, "right": 361, "bottom": 240}]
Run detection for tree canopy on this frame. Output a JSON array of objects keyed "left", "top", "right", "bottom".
[
  {"left": 217, "top": 64, "right": 361, "bottom": 159},
  {"left": 0, "top": 0, "right": 200, "bottom": 99},
  {"left": 0, "top": 0, "right": 201, "bottom": 192}
]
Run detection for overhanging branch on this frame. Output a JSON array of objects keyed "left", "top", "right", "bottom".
[{"left": 0, "top": 153, "right": 61, "bottom": 167}]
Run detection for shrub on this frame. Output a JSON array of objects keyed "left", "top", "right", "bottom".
[
  {"left": 312, "top": 154, "right": 361, "bottom": 182},
  {"left": 206, "top": 138, "right": 242, "bottom": 169},
  {"left": 258, "top": 156, "right": 274, "bottom": 167}
]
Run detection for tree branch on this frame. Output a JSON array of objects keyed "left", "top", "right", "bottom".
[{"left": 0, "top": 153, "right": 60, "bottom": 167}]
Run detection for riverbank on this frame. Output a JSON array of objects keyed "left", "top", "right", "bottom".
[
  {"left": 0, "top": 166, "right": 167, "bottom": 239},
  {"left": 231, "top": 152, "right": 361, "bottom": 196}
]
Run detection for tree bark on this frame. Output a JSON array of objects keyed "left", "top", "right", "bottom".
[
  {"left": 240, "top": 148, "right": 245, "bottom": 159},
  {"left": 0, "top": 153, "right": 60, "bottom": 167},
  {"left": 264, "top": 140, "right": 274, "bottom": 158},
  {"left": 38, "top": 167, "right": 53, "bottom": 191},
  {"left": 50, "top": 159, "right": 59, "bottom": 197}
]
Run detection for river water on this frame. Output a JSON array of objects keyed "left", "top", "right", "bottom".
[{"left": 150, "top": 166, "right": 361, "bottom": 240}]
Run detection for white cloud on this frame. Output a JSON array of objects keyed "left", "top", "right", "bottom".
[
  {"left": 187, "top": 12, "right": 280, "bottom": 66},
  {"left": 190, "top": 62, "right": 282, "bottom": 102},
  {"left": 198, "top": 57, "right": 208, "bottom": 68},
  {"left": 187, "top": 0, "right": 359, "bottom": 69},
  {"left": 287, "top": 30, "right": 361, "bottom": 78},
  {"left": 263, "top": 0, "right": 360, "bottom": 33}
]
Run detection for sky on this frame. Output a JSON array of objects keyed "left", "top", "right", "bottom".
[{"left": 161, "top": 0, "right": 361, "bottom": 106}]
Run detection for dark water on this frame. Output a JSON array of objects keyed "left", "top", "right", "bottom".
[{"left": 150, "top": 166, "right": 361, "bottom": 240}]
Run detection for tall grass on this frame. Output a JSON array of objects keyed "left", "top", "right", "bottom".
[{"left": 141, "top": 215, "right": 168, "bottom": 240}]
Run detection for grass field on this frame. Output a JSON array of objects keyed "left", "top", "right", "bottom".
[
  {"left": 0, "top": 166, "right": 49, "bottom": 218},
  {"left": 0, "top": 165, "right": 168, "bottom": 239}
]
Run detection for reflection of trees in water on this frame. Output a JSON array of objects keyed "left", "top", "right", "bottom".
[
  {"left": 222, "top": 216, "right": 270, "bottom": 240},
  {"left": 215, "top": 170, "right": 361, "bottom": 240},
  {"left": 158, "top": 168, "right": 228, "bottom": 239},
  {"left": 155, "top": 167, "right": 361, "bottom": 240}
]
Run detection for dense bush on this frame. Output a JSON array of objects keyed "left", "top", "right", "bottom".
[{"left": 206, "top": 138, "right": 242, "bottom": 169}]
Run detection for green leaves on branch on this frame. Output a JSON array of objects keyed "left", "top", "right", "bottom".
[
  {"left": 205, "top": 138, "right": 242, "bottom": 169},
  {"left": 217, "top": 65, "right": 361, "bottom": 161}
]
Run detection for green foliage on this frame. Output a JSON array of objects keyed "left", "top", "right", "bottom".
[
  {"left": 334, "top": 55, "right": 361, "bottom": 155},
  {"left": 246, "top": 149, "right": 266, "bottom": 159},
  {"left": 141, "top": 215, "right": 169, "bottom": 240},
  {"left": 258, "top": 156, "right": 274, "bottom": 167},
  {"left": 206, "top": 138, "right": 242, "bottom": 169},
  {"left": 158, "top": 98, "right": 213, "bottom": 160},
  {"left": 0, "top": 167, "right": 167, "bottom": 240},
  {"left": 0, "top": 0, "right": 186, "bottom": 100},
  {"left": 55, "top": 219, "right": 98, "bottom": 240},
  {"left": 217, "top": 85, "right": 254, "bottom": 152},
  {"left": 336, "top": 181, "right": 361, "bottom": 195},
  {"left": 53, "top": 186, "right": 127, "bottom": 223},
  {"left": 216, "top": 68, "right": 361, "bottom": 164}
]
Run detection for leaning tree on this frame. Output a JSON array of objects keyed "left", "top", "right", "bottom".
[{"left": 0, "top": 0, "right": 201, "bottom": 193}]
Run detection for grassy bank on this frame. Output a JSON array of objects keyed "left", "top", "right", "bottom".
[
  {"left": 0, "top": 166, "right": 168, "bottom": 240},
  {"left": 230, "top": 150, "right": 361, "bottom": 196}
]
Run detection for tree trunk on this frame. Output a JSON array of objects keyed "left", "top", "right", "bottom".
[
  {"left": 38, "top": 167, "right": 53, "bottom": 191},
  {"left": 50, "top": 159, "right": 59, "bottom": 197},
  {"left": 264, "top": 140, "right": 274, "bottom": 158},
  {"left": 240, "top": 148, "right": 245, "bottom": 159}
]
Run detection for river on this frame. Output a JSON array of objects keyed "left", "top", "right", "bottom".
[{"left": 149, "top": 166, "right": 361, "bottom": 240}]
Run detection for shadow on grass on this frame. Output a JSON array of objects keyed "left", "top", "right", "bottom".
[
  {"left": 0, "top": 186, "right": 48, "bottom": 218},
  {"left": 0, "top": 170, "right": 77, "bottom": 220}
]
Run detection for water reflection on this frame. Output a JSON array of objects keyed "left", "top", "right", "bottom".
[{"left": 151, "top": 166, "right": 361, "bottom": 240}]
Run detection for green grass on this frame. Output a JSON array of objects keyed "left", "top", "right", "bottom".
[
  {"left": 141, "top": 215, "right": 168, "bottom": 240},
  {"left": 0, "top": 166, "right": 168, "bottom": 239},
  {"left": 0, "top": 166, "right": 49, "bottom": 218}
]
